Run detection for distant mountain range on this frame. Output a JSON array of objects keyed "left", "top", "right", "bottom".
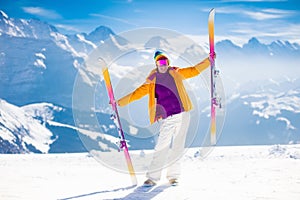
[
  {"left": 0, "top": 10, "right": 299, "bottom": 153},
  {"left": 217, "top": 37, "right": 300, "bottom": 58}
]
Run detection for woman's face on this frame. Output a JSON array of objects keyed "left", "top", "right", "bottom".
[{"left": 156, "top": 59, "right": 169, "bottom": 73}]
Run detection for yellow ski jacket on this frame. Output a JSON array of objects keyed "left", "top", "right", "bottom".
[{"left": 118, "top": 58, "right": 210, "bottom": 124}]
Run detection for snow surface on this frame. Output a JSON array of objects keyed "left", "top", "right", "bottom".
[{"left": 0, "top": 144, "right": 300, "bottom": 200}]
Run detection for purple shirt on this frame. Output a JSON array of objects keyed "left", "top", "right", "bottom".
[{"left": 155, "top": 69, "right": 183, "bottom": 119}]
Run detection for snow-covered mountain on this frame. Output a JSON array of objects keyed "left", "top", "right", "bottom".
[
  {"left": 0, "top": 99, "right": 141, "bottom": 153},
  {"left": 216, "top": 37, "right": 300, "bottom": 58},
  {"left": 0, "top": 99, "right": 54, "bottom": 153},
  {"left": 0, "top": 10, "right": 58, "bottom": 39},
  {"left": 214, "top": 37, "right": 300, "bottom": 145},
  {"left": 0, "top": 11, "right": 77, "bottom": 107},
  {"left": 0, "top": 10, "right": 300, "bottom": 153},
  {"left": 219, "top": 78, "right": 300, "bottom": 145}
]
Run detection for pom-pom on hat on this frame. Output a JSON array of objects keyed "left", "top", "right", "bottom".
[{"left": 154, "top": 50, "right": 169, "bottom": 64}]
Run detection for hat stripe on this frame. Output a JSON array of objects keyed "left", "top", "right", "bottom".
[{"left": 155, "top": 54, "right": 168, "bottom": 61}]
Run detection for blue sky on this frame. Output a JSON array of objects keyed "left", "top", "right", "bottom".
[{"left": 1, "top": 0, "right": 300, "bottom": 45}]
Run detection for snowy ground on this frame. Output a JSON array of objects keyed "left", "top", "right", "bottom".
[{"left": 1, "top": 144, "right": 300, "bottom": 200}]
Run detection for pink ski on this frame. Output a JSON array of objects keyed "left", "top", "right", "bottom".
[
  {"left": 102, "top": 67, "right": 137, "bottom": 186},
  {"left": 209, "top": 8, "right": 217, "bottom": 145}
]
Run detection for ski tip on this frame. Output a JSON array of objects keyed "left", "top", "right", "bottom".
[
  {"left": 98, "top": 57, "right": 107, "bottom": 66},
  {"left": 98, "top": 57, "right": 108, "bottom": 71},
  {"left": 209, "top": 8, "right": 215, "bottom": 22},
  {"left": 97, "top": 57, "right": 105, "bottom": 62}
]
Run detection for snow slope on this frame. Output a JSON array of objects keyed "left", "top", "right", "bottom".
[
  {"left": 0, "top": 99, "right": 54, "bottom": 153},
  {"left": 0, "top": 144, "right": 299, "bottom": 200}
]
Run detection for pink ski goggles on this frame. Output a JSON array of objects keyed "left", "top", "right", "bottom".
[{"left": 156, "top": 59, "right": 168, "bottom": 66}]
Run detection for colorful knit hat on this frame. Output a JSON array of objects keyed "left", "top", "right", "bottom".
[{"left": 154, "top": 51, "right": 169, "bottom": 64}]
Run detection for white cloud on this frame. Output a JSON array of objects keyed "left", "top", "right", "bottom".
[
  {"left": 244, "top": 10, "right": 282, "bottom": 20},
  {"left": 216, "top": 6, "right": 295, "bottom": 21},
  {"left": 90, "top": 13, "right": 137, "bottom": 26},
  {"left": 55, "top": 24, "right": 81, "bottom": 33},
  {"left": 211, "top": 5, "right": 300, "bottom": 44},
  {"left": 22, "top": 7, "right": 62, "bottom": 19},
  {"left": 244, "top": 8, "right": 295, "bottom": 20},
  {"left": 228, "top": 21, "right": 300, "bottom": 43}
]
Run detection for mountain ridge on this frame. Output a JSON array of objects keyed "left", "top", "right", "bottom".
[{"left": 1, "top": 10, "right": 300, "bottom": 153}]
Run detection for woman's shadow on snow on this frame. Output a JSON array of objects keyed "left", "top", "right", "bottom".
[
  {"left": 111, "top": 184, "right": 171, "bottom": 200},
  {"left": 59, "top": 184, "right": 170, "bottom": 200},
  {"left": 58, "top": 185, "right": 135, "bottom": 200}
]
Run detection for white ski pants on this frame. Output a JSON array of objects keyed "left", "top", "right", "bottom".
[{"left": 146, "top": 112, "right": 190, "bottom": 181}]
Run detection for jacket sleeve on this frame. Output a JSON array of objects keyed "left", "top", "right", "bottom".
[
  {"left": 177, "top": 57, "right": 210, "bottom": 79},
  {"left": 117, "top": 82, "right": 150, "bottom": 107}
]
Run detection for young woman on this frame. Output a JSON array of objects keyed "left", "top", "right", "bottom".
[{"left": 118, "top": 51, "right": 212, "bottom": 186}]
